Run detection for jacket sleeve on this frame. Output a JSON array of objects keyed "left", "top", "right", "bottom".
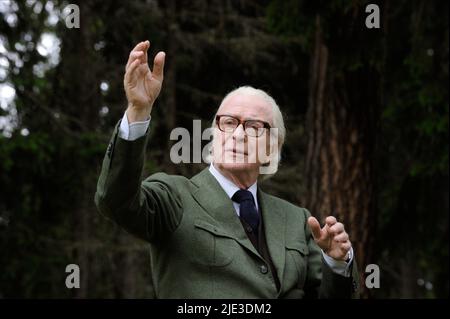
[
  {"left": 302, "top": 209, "right": 360, "bottom": 299},
  {"left": 94, "top": 121, "right": 183, "bottom": 243}
]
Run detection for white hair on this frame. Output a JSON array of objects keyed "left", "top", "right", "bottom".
[{"left": 209, "top": 86, "right": 286, "bottom": 179}]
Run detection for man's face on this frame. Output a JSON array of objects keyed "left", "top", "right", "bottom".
[{"left": 212, "top": 93, "right": 274, "bottom": 175}]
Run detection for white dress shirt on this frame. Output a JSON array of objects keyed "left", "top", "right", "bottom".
[
  {"left": 118, "top": 111, "right": 353, "bottom": 276},
  {"left": 208, "top": 163, "right": 258, "bottom": 216}
]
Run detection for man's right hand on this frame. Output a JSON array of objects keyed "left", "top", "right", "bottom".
[{"left": 124, "top": 40, "right": 165, "bottom": 123}]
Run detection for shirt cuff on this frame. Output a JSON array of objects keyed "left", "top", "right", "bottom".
[
  {"left": 118, "top": 111, "right": 151, "bottom": 141},
  {"left": 321, "top": 247, "right": 354, "bottom": 277}
]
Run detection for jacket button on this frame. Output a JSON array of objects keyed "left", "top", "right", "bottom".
[
  {"left": 260, "top": 264, "right": 268, "bottom": 274},
  {"left": 246, "top": 226, "right": 253, "bottom": 233}
]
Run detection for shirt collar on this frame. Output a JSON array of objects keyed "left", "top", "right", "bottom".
[{"left": 209, "top": 163, "right": 258, "bottom": 205}]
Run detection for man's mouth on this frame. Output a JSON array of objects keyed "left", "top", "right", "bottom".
[{"left": 225, "top": 148, "right": 248, "bottom": 156}]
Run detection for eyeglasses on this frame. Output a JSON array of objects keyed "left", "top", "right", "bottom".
[{"left": 215, "top": 115, "right": 271, "bottom": 137}]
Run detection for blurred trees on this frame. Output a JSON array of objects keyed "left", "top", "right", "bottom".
[
  {"left": 0, "top": 0, "right": 447, "bottom": 298},
  {"left": 287, "top": 3, "right": 381, "bottom": 287}
]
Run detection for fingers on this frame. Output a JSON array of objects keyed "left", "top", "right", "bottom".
[
  {"left": 341, "top": 241, "right": 351, "bottom": 251},
  {"left": 126, "top": 40, "right": 150, "bottom": 69},
  {"left": 130, "top": 40, "right": 149, "bottom": 57},
  {"left": 124, "top": 59, "right": 141, "bottom": 85},
  {"left": 340, "top": 241, "right": 352, "bottom": 257},
  {"left": 152, "top": 51, "right": 165, "bottom": 81},
  {"left": 328, "top": 221, "right": 344, "bottom": 235},
  {"left": 126, "top": 51, "right": 144, "bottom": 69},
  {"left": 307, "top": 216, "right": 322, "bottom": 240},
  {"left": 325, "top": 216, "right": 337, "bottom": 227},
  {"left": 333, "top": 231, "right": 349, "bottom": 242},
  {"left": 125, "top": 42, "right": 165, "bottom": 83}
]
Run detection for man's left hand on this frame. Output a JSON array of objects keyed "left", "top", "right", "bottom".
[{"left": 308, "top": 216, "right": 352, "bottom": 261}]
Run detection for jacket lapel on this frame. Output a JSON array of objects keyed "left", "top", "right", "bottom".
[
  {"left": 191, "top": 168, "right": 287, "bottom": 290},
  {"left": 191, "top": 168, "right": 261, "bottom": 258},
  {"left": 258, "top": 189, "right": 286, "bottom": 291}
]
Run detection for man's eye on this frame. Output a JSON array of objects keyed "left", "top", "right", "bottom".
[
  {"left": 247, "top": 122, "right": 263, "bottom": 129},
  {"left": 223, "top": 119, "right": 235, "bottom": 125}
]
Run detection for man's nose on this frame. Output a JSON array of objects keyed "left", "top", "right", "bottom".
[{"left": 232, "top": 124, "right": 247, "bottom": 140}]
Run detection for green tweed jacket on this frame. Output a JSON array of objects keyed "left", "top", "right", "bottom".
[{"left": 95, "top": 123, "right": 360, "bottom": 298}]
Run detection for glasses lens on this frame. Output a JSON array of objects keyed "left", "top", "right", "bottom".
[
  {"left": 245, "top": 121, "right": 265, "bottom": 137},
  {"left": 219, "top": 116, "right": 238, "bottom": 132}
]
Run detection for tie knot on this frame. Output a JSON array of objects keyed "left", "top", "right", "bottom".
[{"left": 232, "top": 189, "right": 254, "bottom": 204}]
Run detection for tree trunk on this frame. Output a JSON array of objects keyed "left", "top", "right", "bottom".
[{"left": 304, "top": 16, "right": 378, "bottom": 297}]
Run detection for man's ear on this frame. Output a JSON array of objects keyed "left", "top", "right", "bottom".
[
  {"left": 204, "top": 145, "right": 213, "bottom": 164},
  {"left": 259, "top": 152, "right": 278, "bottom": 175},
  {"left": 260, "top": 129, "right": 278, "bottom": 167}
]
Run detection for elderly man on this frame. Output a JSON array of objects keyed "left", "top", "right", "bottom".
[{"left": 95, "top": 40, "right": 359, "bottom": 298}]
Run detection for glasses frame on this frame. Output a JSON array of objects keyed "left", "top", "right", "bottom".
[{"left": 215, "top": 114, "right": 271, "bottom": 137}]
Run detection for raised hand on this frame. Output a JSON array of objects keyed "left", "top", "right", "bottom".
[
  {"left": 124, "top": 40, "right": 165, "bottom": 122},
  {"left": 307, "top": 216, "right": 352, "bottom": 261}
]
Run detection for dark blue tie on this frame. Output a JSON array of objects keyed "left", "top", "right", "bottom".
[{"left": 232, "top": 189, "right": 260, "bottom": 233}]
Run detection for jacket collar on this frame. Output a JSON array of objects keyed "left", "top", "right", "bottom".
[{"left": 208, "top": 163, "right": 258, "bottom": 211}]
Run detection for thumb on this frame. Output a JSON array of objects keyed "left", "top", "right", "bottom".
[
  {"left": 152, "top": 51, "right": 165, "bottom": 81},
  {"left": 307, "top": 216, "right": 323, "bottom": 240}
]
